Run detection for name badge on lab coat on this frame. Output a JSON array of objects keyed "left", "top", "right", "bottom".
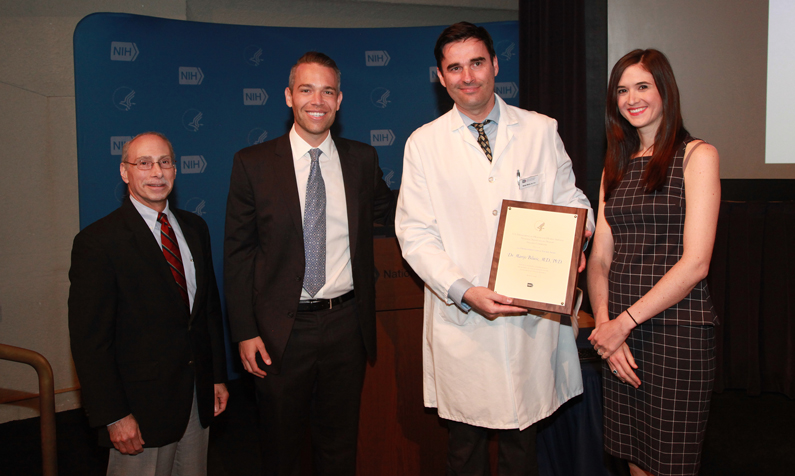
[{"left": 517, "top": 174, "right": 541, "bottom": 189}]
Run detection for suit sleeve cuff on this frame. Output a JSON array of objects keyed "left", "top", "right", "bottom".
[
  {"left": 449, "top": 278, "right": 473, "bottom": 312},
  {"left": 106, "top": 415, "right": 128, "bottom": 427}
]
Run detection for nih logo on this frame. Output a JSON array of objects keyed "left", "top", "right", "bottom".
[
  {"left": 181, "top": 155, "right": 207, "bottom": 174},
  {"left": 495, "top": 82, "right": 518, "bottom": 99},
  {"left": 247, "top": 128, "right": 269, "bottom": 145},
  {"left": 186, "top": 198, "right": 208, "bottom": 216},
  {"left": 498, "top": 41, "right": 517, "bottom": 61},
  {"left": 243, "top": 88, "right": 268, "bottom": 106},
  {"left": 110, "top": 136, "right": 132, "bottom": 156},
  {"left": 179, "top": 67, "right": 204, "bottom": 85},
  {"left": 365, "top": 51, "right": 390, "bottom": 67},
  {"left": 370, "top": 130, "right": 395, "bottom": 147},
  {"left": 112, "top": 86, "right": 136, "bottom": 111},
  {"left": 111, "top": 42, "right": 138, "bottom": 61},
  {"left": 370, "top": 87, "right": 391, "bottom": 109},
  {"left": 182, "top": 109, "right": 204, "bottom": 132},
  {"left": 245, "top": 45, "right": 264, "bottom": 66},
  {"left": 429, "top": 66, "right": 440, "bottom": 83},
  {"left": 382, "top": 168, "right": 396, "bottom": 188}
]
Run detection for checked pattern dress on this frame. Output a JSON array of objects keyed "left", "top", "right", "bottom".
[{"left": 602, "top": 137, "right": 717, "bottom": 476}]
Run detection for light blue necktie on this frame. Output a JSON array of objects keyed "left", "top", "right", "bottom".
[{"left": 303, "top": 148, "right": 326, "bottom": 297}]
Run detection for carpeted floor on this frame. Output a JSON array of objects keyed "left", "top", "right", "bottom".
[{"left": 0, "top": 380, "right": 792, "bottom": 475}]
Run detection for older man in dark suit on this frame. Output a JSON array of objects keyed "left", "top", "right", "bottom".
[
  {"left": 69, "top": 131, "right": 228, "bottom": 475},
  {"left": 224, "top": 51, "right": 394, "bottom": 475}
]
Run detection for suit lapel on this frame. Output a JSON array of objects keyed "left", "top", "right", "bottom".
[
  {"left": 336, "top": 138, "right": 360, "bottom": 261},
  {"left": 273, "top": 135, "right": 304, "bottom": 235}
]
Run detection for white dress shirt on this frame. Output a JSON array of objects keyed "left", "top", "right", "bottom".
[{"left": 289, "top": 126, "right": 353, "bottom": 300}]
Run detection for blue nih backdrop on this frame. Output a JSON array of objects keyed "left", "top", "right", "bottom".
[{"left": 73, "top": 13, "right": 519, "bottom": 374}]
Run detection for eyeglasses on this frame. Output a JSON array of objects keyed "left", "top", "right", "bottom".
[{"left": 123, "top": 158, "right": 175, "bottom": 170}]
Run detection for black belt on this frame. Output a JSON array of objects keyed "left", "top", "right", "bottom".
[{"left": 297, "top": 290, "right": 355, "bottom": 312}]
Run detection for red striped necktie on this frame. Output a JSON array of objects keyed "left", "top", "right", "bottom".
[{"left": 158, "top": 213, "right": 190, "bottom": 309}]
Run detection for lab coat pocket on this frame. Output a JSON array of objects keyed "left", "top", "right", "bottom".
[
  {"left": 438, "top": 302, "right": 472, "bottom": 326},
  {"left": 518, "top": 172, "right": 545, "bottom": 201}
]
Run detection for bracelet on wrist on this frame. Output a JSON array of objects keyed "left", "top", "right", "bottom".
[{"left": 626, "top": 309, "right": 639, "bottom": 326}]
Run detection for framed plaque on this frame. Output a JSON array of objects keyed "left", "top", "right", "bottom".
[{"left": 488, "top": 200, "right": 588, "bottom": 315}]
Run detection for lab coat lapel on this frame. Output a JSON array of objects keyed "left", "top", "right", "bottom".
[
  {"left": 492, "top": 96, "right": 516, "bottom": 163},
  {"left": 450, "top": 106, "right": 483, "bottom": 155}
]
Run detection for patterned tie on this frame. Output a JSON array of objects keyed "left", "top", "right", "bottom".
[
  {"left": 158, "top": 213, "right": 190, "bottom": 308},
  {"left": 472, "top": 120, "right": 493, "bottom": 162},
  {"left": 303, "top": 148, "right": 326, "bottom": 297}
]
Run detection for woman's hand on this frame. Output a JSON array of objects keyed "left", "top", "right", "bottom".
[
  {"left": 588, "top": 312, "right": 635, "bottom": 358},
  {"left": 606, "top": 342, "right": 641, "bottom": 388}
]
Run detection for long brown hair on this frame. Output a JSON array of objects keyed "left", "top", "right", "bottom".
[{"left": 603, "top": 49, "right": 688, "bottom": 200}]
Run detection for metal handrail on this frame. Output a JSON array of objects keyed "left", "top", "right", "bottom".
[{"left": 0, "top": 343, "right": 58, "bottom": 476}]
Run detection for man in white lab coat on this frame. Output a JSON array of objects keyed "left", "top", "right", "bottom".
[{"left": 395, "top": 22, "right": 595, "bottom": 475}]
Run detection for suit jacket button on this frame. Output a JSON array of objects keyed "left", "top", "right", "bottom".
[
  {"left": 188, "top": 360, "right": 194, "bottom": 365},
  {"left": 288, "top": 312, "right": 294, "bottom": 317}
]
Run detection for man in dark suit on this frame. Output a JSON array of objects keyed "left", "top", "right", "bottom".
[
  {"left": 224, "top": 52, "right": 394, "bottom": 475},
  {"left": 69, "top": 132, "right": 228, "bottom": 475}
]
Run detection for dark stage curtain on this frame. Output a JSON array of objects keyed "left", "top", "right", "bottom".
[
  {"left": 519, "top": 0, "right": 608, "bottom": 202},
  {"left": 519, "top": 0, "right": 588, "bottom": 190},
  {"left": 709, "top": 201, "right": 795, "bottom": 398}
]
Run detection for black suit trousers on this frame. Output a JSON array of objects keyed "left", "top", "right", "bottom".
[
  {"left": 446, "top": 420, "right": 538, "bottom": 476},
  {"left": 254, "top": 298, "right": 366, "bottom": 476}
]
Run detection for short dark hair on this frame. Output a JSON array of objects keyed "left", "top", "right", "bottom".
[
  {"left": 121, "top": 131, "right": 174, "bottom": 164},
  {"left": 288, "top": 51, "right": 341, "bottom": 90},
  {"left": 434, "top": 22, "right": 496, "bottom": 70}
]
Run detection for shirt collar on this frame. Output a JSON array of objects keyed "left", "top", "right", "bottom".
[
  {"left": 289, "top": 125, "right": 334, "bottom": 162},
  {"left": 457, "top": 95, "right": 501, "bottom": 127},
  {"left": 129, "top": 194, "right": 171, "bottom": 230}
]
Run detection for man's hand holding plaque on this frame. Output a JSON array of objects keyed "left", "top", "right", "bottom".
[{"left": 462, "top": 286, "right": 528, "bottom": 320}]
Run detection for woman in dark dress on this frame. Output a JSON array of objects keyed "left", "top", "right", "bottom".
[{"left": 587, "top": 49, "right": 721, "bottom": 476}]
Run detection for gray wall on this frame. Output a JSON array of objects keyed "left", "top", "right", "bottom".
[
  {"left": 609, "top": 0, "right": 795, "bottom": 179},
  {"left": 0, "top": 0, "right": 517, "bottom": 423}
]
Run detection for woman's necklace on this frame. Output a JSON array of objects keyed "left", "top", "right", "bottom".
[{"left": 638, "top": 144, "right": 654, "bottom": 158}]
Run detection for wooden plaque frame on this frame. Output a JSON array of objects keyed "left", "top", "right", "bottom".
[{"left": 487, "top": 200, "right": 588, "bottom": 315}]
